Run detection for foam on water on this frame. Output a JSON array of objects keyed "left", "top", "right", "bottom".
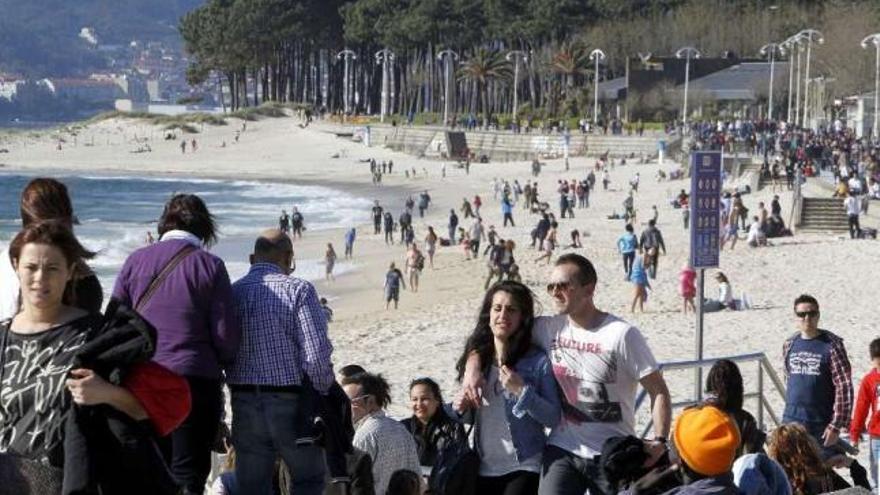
[{"left": 0, "top": 171, "right": 369, "bottom": 298}]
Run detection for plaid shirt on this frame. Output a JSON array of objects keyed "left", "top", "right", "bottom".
[
  {"left": 354, "top": 411, "right": 422, "bottom": 495},
  {"left": 227, "top": 263, "right": 334, "bottom": 393},
  {"left": 783, "top": 329, "right": 853, "bottom": 431}
]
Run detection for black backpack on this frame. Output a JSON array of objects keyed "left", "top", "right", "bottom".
[{"left": 428, "top": 424, "right": 478, "bottom": 495}]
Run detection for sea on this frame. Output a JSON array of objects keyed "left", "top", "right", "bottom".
[{"left": 0, "top": 171, "right": 372, "bottom": 298}]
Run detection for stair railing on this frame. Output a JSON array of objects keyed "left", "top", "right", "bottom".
[{"left": 633, "top": 352, "right": 786, "bottom": 437}]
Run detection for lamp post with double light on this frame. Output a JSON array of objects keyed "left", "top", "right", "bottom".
[
  {"left": 861, "top": 33, "right": 880, "bottom": 140},
  {"left": 589, "top": 49, "right": 606, "bottom": 124},
  {"left": 759, "top": 43, "right": 784, "bottom": 121},
  {"left": 675, "top": 46, "right": 701, "bottom": 127},
  {"left": 797, "top": 29, "right": 824, "bottom": 128},
  {"left": 437, "top": 49, "right": 459, "bottom": 127},
  {"left": 336, "top": 49, "right": 357, "bottom": 115},
  {"left": 375, "top": 48, "right": 395, "bottom": 123}
]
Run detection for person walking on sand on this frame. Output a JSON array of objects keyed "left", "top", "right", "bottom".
[
  {"left": 406, "top": 244, "right": 424, "bottom": 292},
  {"left": 448, "top": 209, "right": 459, "bottom": 244},
  {"left": 617, "top": 224, "right": 638, "bottom": 280},
  {"left": 639, "top": 220, "right": 666, "bottom": 279},
  {"left": 344, "top": 227, "right": 356, "bottom": 259},
  {"left": 372, "top": 201, "right": 384, "bottom": 235},
  {"left": 679, "top": 264, "right": 697, "bottom": 314},
  {"left": 424, "top": 227, "right": 438, "bottom": 269},
  {"left": 325, "top": 243, "right": 337, "bottom": 282},
  {"left": 629, "top": 254, "right": 650, "bottom": 313},
  {"left": 291, "top": 208, "right": 305, "bottom": 239},
  {"left": 384, "top": 262, "right": 406, "bottom": 310}
]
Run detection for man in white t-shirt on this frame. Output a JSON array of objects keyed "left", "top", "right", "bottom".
[
  {"left": 844, "top": 191, "right": 861, "bottom": 239},
  {"left": 462, "top": 253, "right": 671, "bottom": 495}
]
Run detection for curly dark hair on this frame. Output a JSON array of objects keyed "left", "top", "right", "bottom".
[
  {"left": 456, "top": 280, "right": 536, "bottom": 381},
  {"left": 767, "top": 423, "right": 832, "bottom": 495}
]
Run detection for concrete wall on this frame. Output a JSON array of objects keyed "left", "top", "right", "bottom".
[{"left": 365, "top": 125, "right": 666, "bottom": 162}]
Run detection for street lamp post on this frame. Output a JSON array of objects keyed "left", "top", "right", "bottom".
[
  {"left": 437, "top": 49, "right": 459, "bottom": 127},
  {"left": 760, "top": 43, "right": 784, "bottom": 121},
  {"left": 375, "top": 48, "right": 395, "bottom": 123},
  {"left": 505, "top": 50, "right": 527, "bottom": 125},
  {"left": 798, "top": 29, "right": 824, "bottom": 129},
  {"left": 861, "top": 34, "right": 880, "bottom": 140},
  {"left": 675, "top": 47, "right": 701, "bottom": 127},
  {"left": 794, "top": 41, "right": 802, "bottom": 126},
  {"left": 589, "top": 49, "right": 606, "bottom": 124},
  {"left": 783, "top": 35, "right": 801, "bottom": 123},
  {"left": 336, "top": 49, "right": 357, "bottom": 114}
]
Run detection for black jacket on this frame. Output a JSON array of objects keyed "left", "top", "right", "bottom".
[
  {"left": 63, "top": 301, "right": 178, "bottom": 495},
  {"left": 401, "top": 412, "right": 466, "bottom": 467}
]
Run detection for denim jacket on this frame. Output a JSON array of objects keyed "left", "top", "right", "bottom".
[{"left": 468, "top": 346, "right": 562, "bottom": 462}]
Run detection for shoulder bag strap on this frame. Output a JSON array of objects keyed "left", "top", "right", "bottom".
[{"left": 135, "top": 244, "right": 198, "bottom": 312}]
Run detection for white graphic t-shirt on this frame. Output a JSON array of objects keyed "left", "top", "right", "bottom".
[{"left": 533, "top": 313, "right": 658, "bottom": 458}]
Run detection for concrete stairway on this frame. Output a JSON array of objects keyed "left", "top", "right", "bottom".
[
  {"left": 585, "top": 135, "right": 661, "bottom": 159},
  {"left": 798, "top": 197, "right": 850, "bottom": 233}
]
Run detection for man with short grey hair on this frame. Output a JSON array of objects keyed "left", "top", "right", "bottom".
[{"left": 227, "top": 229, "right": 335, "bottom": 495}]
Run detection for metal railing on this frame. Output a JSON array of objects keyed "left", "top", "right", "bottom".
[{"left": 634, "top": 352, "right": 786, "bottom": 437}]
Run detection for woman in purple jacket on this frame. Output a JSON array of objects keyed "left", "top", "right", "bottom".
[{"left": 113, "top": 194, "right": 240, "bottom": 495}]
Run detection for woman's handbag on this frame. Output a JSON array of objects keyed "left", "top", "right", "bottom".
[{"left": 428, "top": 423, "right": 478, "bottom": 495}]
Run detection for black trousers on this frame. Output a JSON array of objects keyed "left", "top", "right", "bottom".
[
  {"left": 159, "top": 376, "right": 223, "bottom": 495},
  {"left": 476, "top": 471, "right": 539, "bottom": 495}
]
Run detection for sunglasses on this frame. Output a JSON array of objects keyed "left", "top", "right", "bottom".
[
  {"left": 547, "top": 281, "right": 574, "bottom": 293},
  {"left": 795, "top": 310, "right": 819, "bottom": 319}
]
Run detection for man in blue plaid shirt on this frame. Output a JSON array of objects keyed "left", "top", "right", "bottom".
[{"left": 227, "top": 229, "right": 335, "bottom": 495}]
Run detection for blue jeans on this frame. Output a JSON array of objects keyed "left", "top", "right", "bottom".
[
  {"left": 871, "top": 437, "right": 880, "bottom": 487},
  {"left": 231, "top": 389, "right": 325, "bottom": 495},
  {"left": 539, "top": 445, "right": 611, "bottom": 495}
]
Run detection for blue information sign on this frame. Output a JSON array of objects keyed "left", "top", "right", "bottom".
[{"left": 689, "top": 151, "right": 722, "bottom": 269}]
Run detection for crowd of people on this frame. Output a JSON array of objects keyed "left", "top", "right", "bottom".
[
  {"left": 688, "top": 118, "right": 878, "bottom": 240},
  {"left": 1, "top": 113, "right": 877, "bottom": 495}
]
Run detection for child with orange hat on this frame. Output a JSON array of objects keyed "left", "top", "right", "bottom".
[{"left": 666, "top": 405, "right": 741, "bottom": 495}]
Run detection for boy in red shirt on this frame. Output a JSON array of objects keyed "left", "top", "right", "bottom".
[{"left": 850, "top": 338, "right": 880, "bottom": 486}]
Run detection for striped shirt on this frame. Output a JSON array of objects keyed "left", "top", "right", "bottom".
[{"left": 227, "top": 263, "right": 334, "bottom": 393}]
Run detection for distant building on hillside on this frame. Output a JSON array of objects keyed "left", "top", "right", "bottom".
[{"left": 41, "top": 76, "right": 125, "bottom": 104}]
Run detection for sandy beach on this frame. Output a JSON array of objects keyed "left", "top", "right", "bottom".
[{"left": 2, "top": 115, "right": 878, "bottom": 427}]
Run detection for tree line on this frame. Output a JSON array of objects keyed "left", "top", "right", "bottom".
[{"left": 180, "top": 0, "right": 880, "bottom": 123}]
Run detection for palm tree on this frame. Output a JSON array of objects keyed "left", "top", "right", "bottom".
[
  {"left": 457, "top": 47, "right": 511, "bottom": 128},
  {"left": 550, "top": 41, "right": 590, "bottom": 93}
]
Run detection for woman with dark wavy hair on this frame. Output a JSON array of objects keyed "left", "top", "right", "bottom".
[
  {"left": 113, "top": 193, "right": 239, "bottom": 494},
  {"left": 453, "top": 280, "right": 560, "bottom": 495},
  {"left": 704, "top": 359, "right": 765, "bottom": 456}
]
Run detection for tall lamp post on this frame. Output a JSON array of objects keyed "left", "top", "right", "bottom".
[
  {"left": 797, "top": 29, "right": 824, "bottom": 129},
  {"left": 675, "top": 46, "right": 701, "bottom": 127},
  {"left": 336, "top": 49, "right": 357, "bottom": 115},
  {"left": 437, "top": 49, "right": 459, "bottom": 127},
  {"left": 759, "top": 43, "right": 784, "bottom": 121},
  {"left": 506, "top": 50, "right": 527, "bottom": 124},
  {"left": 589, "top": 49, "right": 606, "bottom": 124},
  {"left": 375, "top": 48, "right": 395, "bottom": 123},
  {"left": 861, "top": 33, "right": 880, "bottom": 140},
  {"left": 783, "top": 34, "right": 801, "bottom": 123}
]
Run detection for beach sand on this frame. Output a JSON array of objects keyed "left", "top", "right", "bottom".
[{"left": 3, "top": 115, "right": 878, "bottom": 432}]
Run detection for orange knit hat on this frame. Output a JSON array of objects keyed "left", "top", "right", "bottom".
[{"left": 673, "top": 405, "right": 741, "bottom": 476}]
